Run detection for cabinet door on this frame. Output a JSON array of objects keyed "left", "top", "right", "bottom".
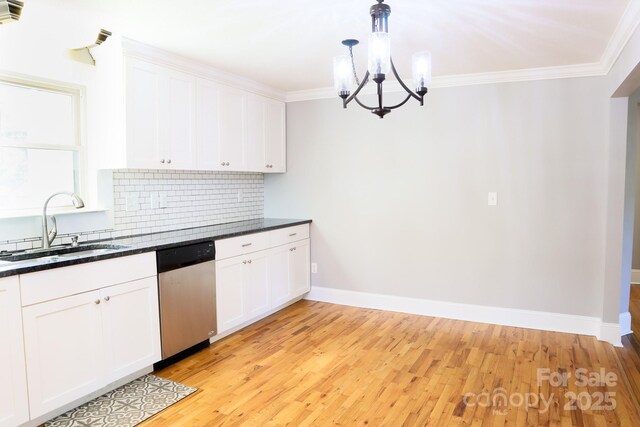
[
  {"left": 290, "top": 239, "right": 311, "bottom": 298},
  {"left": 101, "top": 277, "right": 161, "bottom": 383},
  {"left": 265, "top": 98, "right": 286, "bottom": 172},
  {"left": 216, "top": 256, "right": 246, "bottom": 333},
  {"left": 23, "top": 291, "right": 104, "bottom": 419},
  {"left": 245, "top": 251, "right": 270, "bottom": 319},
  {"left": 0, "top": 277, "right": 29, "bottom": 427},
  {"left": 164, "top": 70, "right": 196, "bottom": 169},
  {"left": 125, "top": 57, "right": 164, "bottom": 169},
  {"left": 268, "top": 244, "right": 291, "bottom": 308},
  {"left": 218, "top": 84, "right": 246, "bottom": 170},
  {"left": 245, "top": 94, "right": 266, "bottom": 172},
  {"left": 196, "top": 79, "right": 222, "bottom": 170}
]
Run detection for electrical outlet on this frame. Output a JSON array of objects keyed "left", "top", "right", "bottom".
[
  {"left": 311, "top": 262, "right": 318, "bottom": 274},
  {"left": 237, "top": 189, "right": 243, "bottom": 203},
  {"left": 488, "top": 192, "right": 498, "bottom": 206},
  {"left": 125, "top": 195, "right": 139, "bottom": 212},
  {"left": 150, "top": 192, "right": 159, "bottom": 209},
  {"left": 159, "top": 193, "right": 168, "bottom": 209}
]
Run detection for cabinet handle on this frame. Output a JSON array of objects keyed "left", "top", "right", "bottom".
[
  {"left": 160, "top": 159, "right": 165, "bottom": 164},
  {"left": 248, "top": 260, "right": 252, "bottom": 264},
  {"left": 221, "top": 162, "right": 225, "bottom": 166},
  {"left": 104, "top": 296, "right": 110, "bottom": 302},
  {"left": 94, "top": 299, "right": 101, "bottom": 305},
  {"left": 226, "top": 162, "right": 230, "bottom": 166},
  {"left": 289, "top": 248, "right": 294, "bottom": 252},
  {"left": 243, "top": 260, "right": 247, "bottom": 264},
  {"left": 167, "top": 159, "right": 172, "bottom": 164},
  {"left": 241, "top": 243, "right": 252, "bottom": 247},
  {"left": 289, "top": 233, "right": 297, "bottom": 237}
]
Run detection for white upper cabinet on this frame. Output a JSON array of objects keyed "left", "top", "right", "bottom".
[
  {"left": 244, "top": 94, "right": 286, "bottom": 173},
  {"left": 125, "top": 58, "right": 163, "bottom": 169},
  {"left": 264, "top": 98, "right": 286, "bottom": 172},
  {"left": 125, "top": 57, "right": 196, "bottom": 169},
  {"left": 217, "top": 84, "right": 247, "bottom": 170},
  {"left": 164, "top": 69, "right": 197, "bottom": 169},
  {"left": 98, "top": 38, "right": 285, "bottom": 173},
  {"left": 196, "top": 80, "right": 285, "bottom": 173}
]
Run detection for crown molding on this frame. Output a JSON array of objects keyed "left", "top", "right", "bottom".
[
  {"left": 285, "top": 62, "right": 605, "bottom": 102},
  {"left": 121, "top": 38, "right": 287, "bottom": 102},
  {"left": 286, "top": 1, "right": 640, "bottom": 103},
  {"left": 600, "top": 0, "right": 640, "bottom": 74}
]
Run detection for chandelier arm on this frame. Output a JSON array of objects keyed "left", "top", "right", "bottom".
[
  {"left": 377, "top": 82, "right": 383, "bottom": 110},
  {"left": 354, "top": 96, "right": 376, "bottom": 110},
  {"left": 384, "top": 94, "right": 412, "bottom": 110},
  {"left": 344, "top": 71, "right": 371, "bottom": 107},
  {"left": 390, "top": 58, "right": 422, "bottom": 102}
]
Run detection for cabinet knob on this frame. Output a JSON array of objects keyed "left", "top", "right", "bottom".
[
  {"left": 167, "top": 159, "right": 172, "bottom": 164},
  {"left": 226, "top": 162, "right": 230, "bottom": 166},
  {"left": 94, "top": 299, "right": 101, "bottom": 305},
  {"left": 221, "top": 162, "right": 225, "bottom": 166},
  {"left": 248, "top": 260, "right": 252, "bottom": 264},
  {"left": 243, "top": 260, "right": 247, "bottom": 264},
  {"left": 160, "top": 159, "right": 165, "bottom": 164},
  {"left": 104, "top": 296, "right": 110, "bottom": 302}
]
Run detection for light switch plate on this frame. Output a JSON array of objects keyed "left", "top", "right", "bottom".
[{"left": 488, "top": 192, "right": 498, "bottom": 206}]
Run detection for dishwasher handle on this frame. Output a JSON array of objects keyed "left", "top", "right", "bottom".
[{"left": 157, "top": 241, "right": 215, "bottom": 273}]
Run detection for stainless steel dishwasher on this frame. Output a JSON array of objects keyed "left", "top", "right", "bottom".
[{"left": 157, "top": 241, "right": 216, "bottom": 360}]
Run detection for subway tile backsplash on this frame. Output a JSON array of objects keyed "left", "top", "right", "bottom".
[{"left": 0, "top": 169, "right": 264, "bottom": 251}]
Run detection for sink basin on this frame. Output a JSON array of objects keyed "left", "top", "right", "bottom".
[{"left": 0, "top": 244, "right": 131, "bottom": 263}]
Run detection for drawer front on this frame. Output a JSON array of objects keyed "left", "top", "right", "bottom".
[
  {"left": 269, "top": 224, "right": 309, "bottom": 248},
  {"left": 215, "top": 231, "right": 270, "bottom": 260},
  {"left": 20, "top": 252, "right": 157, "bottom": 307}
]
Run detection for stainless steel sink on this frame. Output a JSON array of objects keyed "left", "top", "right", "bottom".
[{"left": 0, "top": 244, "right": 131, "bottom": 263}]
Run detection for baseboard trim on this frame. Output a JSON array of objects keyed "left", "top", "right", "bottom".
[
  {"left": 631, "top": 269, "right": 640, "bottom": 284},
  {"left": 306, "top": 286, "right": 624, "bottom": 347}
]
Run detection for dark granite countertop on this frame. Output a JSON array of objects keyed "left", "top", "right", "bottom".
[{"left": 0, "top": 218, "right": 311, "bottom": 278}]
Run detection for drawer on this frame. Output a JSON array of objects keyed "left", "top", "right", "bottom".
[
  {"left": 269, "top": 224, "right": 309, "bottom": 248},
  {"left": 215, "top": 231, "right": 270, "bottom": 260},
  {"left": 20, "top": 252, "right": 157, "bottom": 306}
]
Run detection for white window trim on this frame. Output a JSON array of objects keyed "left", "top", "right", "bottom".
[{"left": 0, "top": 71, "right": 88, "bottom": 215}]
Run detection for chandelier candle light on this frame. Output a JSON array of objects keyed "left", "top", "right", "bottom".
[{"left": 333, "top": 0, "right": 431, "bottom": 118}]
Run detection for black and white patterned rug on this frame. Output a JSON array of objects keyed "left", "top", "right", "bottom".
[{"left": 45, "top": 374, "right": 197, "bottom": 427}]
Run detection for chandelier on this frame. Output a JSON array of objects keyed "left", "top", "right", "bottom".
[{"left": 332, "top": 0, "right": 431, "bottom": 118}]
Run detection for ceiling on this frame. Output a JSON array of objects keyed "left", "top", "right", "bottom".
[{"left": 31, "top": 0, "right": 635, "bottom": 92}]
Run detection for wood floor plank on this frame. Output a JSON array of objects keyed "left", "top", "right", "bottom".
[{"left": 139, "top": 300, "right": 640, "bottom": 426}]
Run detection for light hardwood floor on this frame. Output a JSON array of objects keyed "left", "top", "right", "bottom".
[{"left": 141, "top": 300, "right": 640, "bottom": 426}]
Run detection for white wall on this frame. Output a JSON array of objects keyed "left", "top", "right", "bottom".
[{"left": 266, "top": 77, "right": 609, "bottom": 318}]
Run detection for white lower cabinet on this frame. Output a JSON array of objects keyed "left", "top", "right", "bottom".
[
  {"left": 269, "top": 240, "right": 311, "bottom": 307},
  {"left": 19, "top": 253, "right": 160, "bottom": 422},
  {"left": 22, "top": 291, "right": 105, "bottom": 419},
  {"left": 101, "top": 277, "right": 161, "bottom": 383},
  {"left": 0, "top": 276, "right": 29, "bottom": 427},
  {"left": 216, "top": 226, "right": 311, "bottom": 336},
  {"left": 216, "top": 251, "right": 270, "bottom": 334},
  {"left": 289, "top": 239, "right": 311, "bottom": 297},
  {"left": 216, "top": 256, "right": 246, "bottom": 333}
]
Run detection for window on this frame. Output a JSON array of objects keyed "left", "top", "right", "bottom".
[{"left": 0, "top": 75, "right": 84, "bottom": 213}]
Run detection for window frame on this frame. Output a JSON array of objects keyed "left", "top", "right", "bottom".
[{"left": 0, "top": 72, "right": 87, "bottom": 214}]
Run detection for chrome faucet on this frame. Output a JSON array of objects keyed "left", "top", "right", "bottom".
[{"left": 42, "top": 192, "right": 85, "bottom": 249}]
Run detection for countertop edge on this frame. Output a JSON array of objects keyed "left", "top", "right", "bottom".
[{"left": 0, "top": 219, "right": 312, "bottom": 279}]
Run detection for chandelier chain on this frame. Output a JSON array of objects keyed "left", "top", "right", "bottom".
[{"left": 348, "top": 46, "right": 360, "bottom": 86}]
